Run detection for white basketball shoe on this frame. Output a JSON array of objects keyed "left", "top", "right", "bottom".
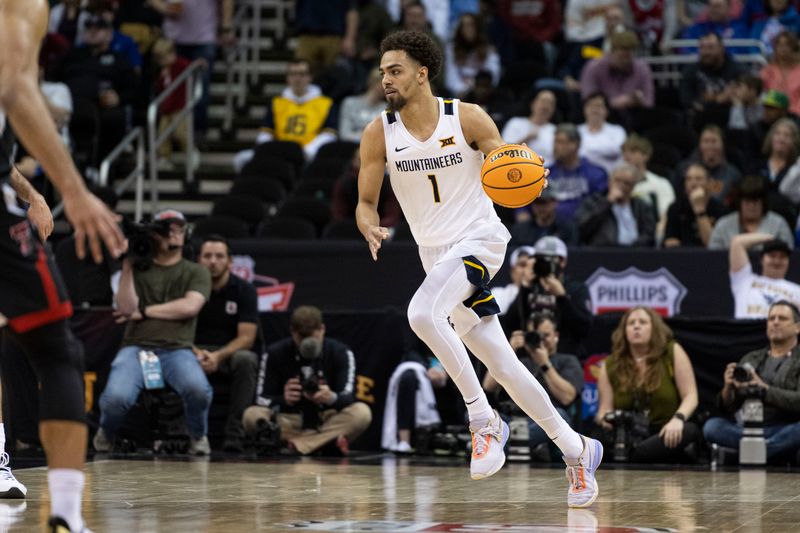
[
  {"left": 469, "top": 410, "right": 509, "bottom": 480},
  {"left": 0, "top": 453, "right": 25, "bottom": 499},
  {"left": 564, "top": 435, "right": 603, "bottom": 508}
]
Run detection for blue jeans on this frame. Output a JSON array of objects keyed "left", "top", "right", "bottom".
[
  {"left": 703, "top": 417, "right": 800, "bottom": 459},
  {"left": 529, "top": 406, "right": 573, "bottom": 449},
  {"left": 175, "top": 43, "right": 216, "bottom": 135},
  {"left": 99, "top": 346, "right": 213, "bottom": 439}
]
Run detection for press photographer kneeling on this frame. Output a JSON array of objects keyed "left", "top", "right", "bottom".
[
  {"left": 703, "top": 301, "right": 800, "bottom": 463},
  {"left": 595, "top": 307, "right": 700, "bottom": 463},
  {"left": 243, "top": 306, "right": 372, "bottom": 455}
]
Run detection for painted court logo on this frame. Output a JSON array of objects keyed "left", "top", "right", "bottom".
[{"left": 586, "top": 266, "right": 687, "bottom": 317}]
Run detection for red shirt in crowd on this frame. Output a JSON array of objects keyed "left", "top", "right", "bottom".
[{"left": 156, "top": 56, "right": 191, "bottom": 115}]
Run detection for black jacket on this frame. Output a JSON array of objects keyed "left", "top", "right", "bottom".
[
  {"left": 256, "top": 337, "right": 356, "bottom": 415},
  {"left": 576, "top": 194, "right": 656, "bottom": 247}
]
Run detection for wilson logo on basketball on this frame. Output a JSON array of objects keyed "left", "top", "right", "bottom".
[
  {"left": 507, "top": 168, "right": 522, "bottom": 183},
  {"left": 488, "top": 148, "right": 536, "bottom": 164}
]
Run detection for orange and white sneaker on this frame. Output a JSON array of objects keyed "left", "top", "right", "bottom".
[
  {"left": 469, "top": 410, "right": 509, "bottom": 480},
  {"left": 564, "top": 435, "right": 603, "bottom": 508}
]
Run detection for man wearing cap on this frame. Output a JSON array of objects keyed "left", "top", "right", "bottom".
[
  {"left": 95, "top": 208, "right": 214, "bottom": 455},
  {"left": 504, "top": 236, "right": 592, "bottom": 357},
  {"left": 494, "top": 246, "right": 535, "bottom": 316},
  {"left": 727, "top": 232, "right": 800, "bottom": 319},
  {"left": 510, "top": 187, "right": 579, "bottom": 247}
]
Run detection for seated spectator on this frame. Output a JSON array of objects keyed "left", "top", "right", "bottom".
[
  {"left": 338, "top": 70, "right": 387, "bottom": 143},
  {"left": 493, "top": 245, "right": 536, "bottom": 315},
  {"left": 151, "top": 38, "right": 196, "bottom": 171},
  {"left": 779, "top": 153, "right": 800, "bottom": 203},
  {"left": 115, "top": 0, "right": 165, "bottom": 56},
  {"left": 243, "top": 306, "right": 372, "bottom": 455},
  {"left": 495, "top": 0, "right": 561, "bottom": 68},
  {"left": 461, "top": 69, "right": 516, "bottom": 126},
  {"left": 579, "top": 31, "right": 654, "bottom": 117},
  {"left": 703, "top": 300, "right": 800, "bottom": 462},
  {"left": 664, "top": 163, "right": 729, "bottom": 247},
  {"left": 293, "top": 0, "right": 358, "bottom": 76},
  {"left": 48, "top": 0, "right": 90, "bottom": 46},
  {"left": 547, "top": 123, "right": 608, "bottom": 222},
  {"left": 728, "top": 73, "right": 764, "bottom": 132},
  {"left": 595, "top": 307, "right": 700, "bottom": 463},
  {"left": 93, "top": 1, "right": 144, "bottom": 70},
  {"left": 672, "top": 125, "right": 742, "bottom": 206},
  {"left": 331, "top": 149, "right": 402, "bottom": 227},
  {"left": 750, "top": 0, "right": 800, "bottom": 56},
  {"left": 746, "top": 117, "right": 800, "bottom": 190},
  {"left": 576, "top": 163, "right": 657, "bottom": 247},
  {"left": 510, "top": 188, "right": 579, "bottom": 246},
  {"left": 578, "top": 93, "right": 627, "bottom": 174},
  {"left": 727, "top": 233, "right": 800, "bottom": 318},
  {"left": 623, "top": 134, "right": 676, "bottom": 239},
  {"left": 445, "top": 13, "right": 501, "bottom": 98},
  {"left": 194, "top": 235, "right": 259, "bottom": 453},
  {"left": 761, "top": 31, "right": 800, "bottom": 116},
  {"left": 564, "top": 0, "right": 614, "bottom": 53},
  {"left": 503, "top": 236, "right": 593, "bottom": 357},
  {"left": 681, "top": 0, "right": 748, "bottom": 42},
  {"left": 351, "top": 0, "right": 394, "bottom": 92},
  {"left": 396, "top": 2, "right": 446, "bottom": 94},
  {"left": 709, "top": 176, "right": 795, "bottom": 249},
  {"left": 233, "top": 59, "right": 336, "bottom": 172},
  {"left": 484, "top": 313, "right": 583, "bottom": 460},
  {"left": 624, "top": 0, "right": 675, "bottom": 53},
  {"left": 502, "top": 90, "right": 558, "bottom": 165},
  {"left": 94, "top": 209, "right": 213, "bottom": 455}
]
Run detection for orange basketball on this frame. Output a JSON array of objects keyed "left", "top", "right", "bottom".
[{"left": 481, "top": 144, "right": 546, "bottom": 208}]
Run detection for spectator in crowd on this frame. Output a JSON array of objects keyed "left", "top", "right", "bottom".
[
  {"left": 682, "top": 0, "right": 748, "bottom": 42},
  {"left": 750, "top": 0, "right": 800, "bottom": 56},
  {"left": 664, "top": 163, "right": 729, "bottom": 247},
  {"left": 680, "top": 32, "right": 745, "bottom": 130},
  {"left": 761, "top": 30, "right": 800, "bottom": 116},
  {"left": 623, "top": 0, "right": 677, "bottom": 52},
  {"left": 579, "top": 30, "right": 654, "bottom": 118},
  {"left": 578, "top": 93, "right": 627, "bottom": 174},
  {"left": 115, "top": 0, "right": 165, "bottom": 55},
  {"left": 727, "top": 233, "right": 800, "bottom": 318},
  {"left": 478, "top": 0, "right": 515, "bottom": 66},
  {"left": 461, "top": 69, "right": 516, "bottom": 126},
  {"left": 703, "top": 300, "right": 800, "bottom": 461},
  {"left": 54, "top": 14, "right": 137, "bottom": 159},
  {"left": 331, "top": 149, "right": 402, "bottom": 227},
  {"left": 243, "top": 306, "right": 372, "bottom": 455},
  {"left": 510, "top": 188, "right": 579, "bottom": 246},
  {"left": 501, "top": 90, "right": 558, "bottom": 165},
  {"left": 338, "top": 70, "right": 387, "bottom": 143},
  {"left": 747, "top": 117, "right": 800, "bottom": 189},
  {"left": 623, "top": 134, "right": 676, "bottom": 238},
  {"left": 493, "top": 246, "right": 536, "bottom": 315},
  {"left": 547, "top": 123, "right": 608, "bottom": 222},
  {"left": 94, "top": 209, "right": 213, "bottom": 455},
  {"left": 779, "top": 153, "right": 800, "bottom": 203},
  {"left": 293, "top": 0, "right": 358, "bottom": 75},
  {"left": 93, "top": 1, "right": 144, "bottom": 70},
  {"left": 504, "top": 236, "right": 593, "bottom": 357},
  {"left": 565, "top": 1, "right": 617, "bottom": 51},
  {"left": 49, "top": 0, "right": 90, "bottom": 46},
  {"left": 445, "top": 13, "right": 500, "bottom": 98},
  {"left": 595, "top": 307, "right": 700, "bottom": 463},
  {"left": 576, "top": 163, "right": 657, "bottom": 247},
  {"left": 194, "top": 235, "right": 259, "bottom": 453},
  {"left": 398, "top": 1, "right": 446, "bottom": 76},
  {"left": 233, "top": 59, "right": 337, "bottom": 172},
  {"left": 494, "top": 0, "right": 561, "bottom": 67},
  {"left": 151, "top": 38, "right": 196, "bottom": 172},
  {"left": 352, "top": 0, "right": 394, "bottom": 93},
  {"left": 484, "top": 313, "right": 583, "bottom": 460},
  {"left": 728, "top": 73, "right": 764, "bottom": 131},
  {"left": 709, "top": 176, "right": 795, "bottom": 249},
  {"left": 162, "top": 0, "right": 234, "bottom": 144},
  {"left": 732, "top": 89, "right": 797, "bottom": 166},
  {"left": 387, "top": 0, "right": 450, "bottom": 44},
  {"left": 673, "top": 125, "right": 742, "bottom": 205}
]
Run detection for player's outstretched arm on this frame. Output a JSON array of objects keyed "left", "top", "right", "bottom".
[
  {"left": 0, "top": 0, "right": 124, "bottom": 262},
  {"left": 356, "top": 118, "right": 390, "bottom": 261}
]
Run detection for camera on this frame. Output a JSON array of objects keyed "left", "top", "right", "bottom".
[
  {"left": 524, "top": 331, "right": 542, "bottom": 348},
  {"left": 533, "top": 255, "right": 561, "bottom": 279},
  {"left": 301, "top": 373, "right": 320, "bottom": 394},
  {"left": 733, "top": 363, "right": 754, "bottom": 383},
  {"left": 121, "top": 217, "right": 169, "bottom": 271},
  {"left": 603, "top": 409, "right": 650, "bottom": 462}
]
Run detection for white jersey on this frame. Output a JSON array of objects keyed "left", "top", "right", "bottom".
[
  {"left": 383, "top": 98, "right": 503, "bottom": 248},
  {"left": 731, "top": 263, "right": 800, "bottom": 319}
]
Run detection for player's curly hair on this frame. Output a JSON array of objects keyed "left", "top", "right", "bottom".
[{"left": 380, "top": 31, "right": 442, "bottom": 81}]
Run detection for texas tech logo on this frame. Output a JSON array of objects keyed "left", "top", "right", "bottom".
[{"left": 439, "top": 136, "right": 455, "bottom": 148}]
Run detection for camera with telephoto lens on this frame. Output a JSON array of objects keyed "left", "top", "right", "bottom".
[
  {"left": 121, "top": 217, "right": 170, "bottom": 271},
  {"left": 733, "top": 362, "right": 754, "bottom": 383},
  {"left": 524, "top": 330, "right": 542, "bottom": 348},
  {"left": 603, "top": 409, "right": 651, "bottom": 462},
  {"left": 533, "top": 254, "right": 562, "bottom": 279}
]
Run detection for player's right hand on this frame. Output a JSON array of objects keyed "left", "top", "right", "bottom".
[
  {"left": 63, "top": 189, "right": 125, "bottom": 264},
  {"left": 365, "top": 225, "right": 390, "bottom": 261}
]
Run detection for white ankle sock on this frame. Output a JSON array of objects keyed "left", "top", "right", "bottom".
[
  {"left": 0, "top": 423, "right": 6, "bottom": 455},
  {"left": 48, "top": 469, "right": 84, "bottom": 532},
  {"left": 464, "top": 394, "right": 493, "bottom": 424}
]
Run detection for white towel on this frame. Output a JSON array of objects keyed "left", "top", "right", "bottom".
[{"left": 381, "top": 361, "right": 442, "bottom": 451}]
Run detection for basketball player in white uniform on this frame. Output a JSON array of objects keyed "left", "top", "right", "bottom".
[
  {"left": 357, "top": 31, "right": 603, "bottom": 507},
  {"left": 0, "top": 0, "right": 125, "bottom": 531}
]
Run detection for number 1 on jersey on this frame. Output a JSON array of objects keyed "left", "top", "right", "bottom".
[{"left": 427, "top": 174, "right": 441, "bottom": 203}]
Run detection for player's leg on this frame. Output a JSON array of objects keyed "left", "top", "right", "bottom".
[
  {"left": 7, "top": 321, "right": 92, "bottom": 531},
  {"left": 407, "top": 257, "right": 508, "bottom": 479},
  {"left": 0, "top": 380, "right": 27, "bottom": 498}
]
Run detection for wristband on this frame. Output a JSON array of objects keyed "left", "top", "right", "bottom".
[
  {"left": 673, "top": 412, "right": 686, "bottom": 422},
  {"left": 539, "top": 363, "right": 551, "bottom": 374},
  {"left": 139, "top": 302, "right": 148, "bottom": 319}
]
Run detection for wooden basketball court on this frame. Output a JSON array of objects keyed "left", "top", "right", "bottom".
[{"left": 4, "top": 457, "right": 799, "bottom": 531}]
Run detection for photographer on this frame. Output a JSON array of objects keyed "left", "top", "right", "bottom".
[
  {"left": 504, "top": 236, "right": 592, "bottom": 356},
  {"left": 483, "top": 313, "right": 582, "bottom": 459},
  {"left": 595, "top": 307, "right": 700, "bottom": 463},
  {"left": 703, "top": 301, "right": 800, "bottom": 461},
  {"left": 242, "top": 306, "right": 371, "bottom": 455},
  {"left": 94, "top": 209, "right": 213, "bottom": 455}
]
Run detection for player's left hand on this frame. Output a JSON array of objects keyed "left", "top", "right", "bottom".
[
  {"left": 27, "top": 193, "right": 54, "bottom": 241},
  {"left": 365, "top": 225, "right": 390, "bottom": 261},
  {"left": 659, "top": 417, "right": 685, "bottom": 449}
]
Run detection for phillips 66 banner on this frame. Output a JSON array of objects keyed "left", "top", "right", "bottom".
[{"left": 586, "top": 267, "right": 688, "bottom": 317}]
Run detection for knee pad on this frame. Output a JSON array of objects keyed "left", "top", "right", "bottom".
[{"left": 9, "top": 321, "right": 86, "bottom": 424}]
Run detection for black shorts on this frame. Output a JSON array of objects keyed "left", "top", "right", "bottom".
[{"left": 0, "top": 182, "right": 72, "bottom": 333}]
